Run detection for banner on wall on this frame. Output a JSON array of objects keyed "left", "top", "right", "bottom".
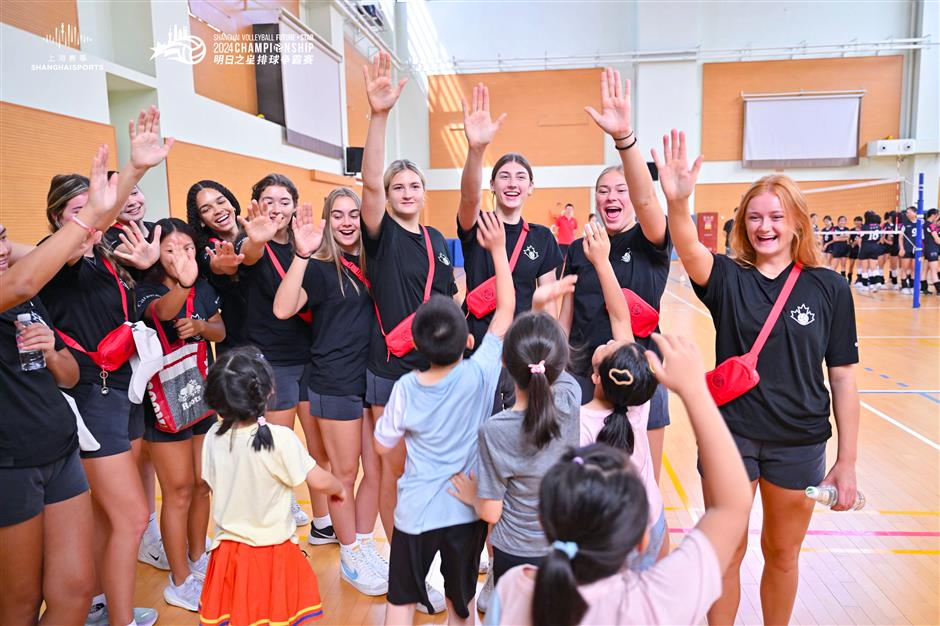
[{"left": 743, "top": 92, "right": 862, "bottom": 169}]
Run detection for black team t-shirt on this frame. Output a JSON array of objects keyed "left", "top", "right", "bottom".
[
  {"left": 692, "top": 254, "right": 859, "bottom": 445},
  {"left": 301, "top": 254, "right": 372, "bottom": 396},
  {"left": 0, "top": 297, "right": 78, "bottom": 468},
  {"left": 38, "top": 249, "right": 135, "bottom": 390},
  {"left": 197, "top": 246, "right": 249, "bottom": 351},
  {"left": 459, "top": 218, "right": 563, "bottom": 351},
  {"left": 831, "top": 226, "right": 850, "bottom": 255},
  {"left": 859, "top": 223, "right": 882, "bottom": 256},
  {"left": 564, "top": 224, "right": 672, "bottom": 367},
  {"left": 135, "top": 279, "right": 220, "bottom": 350},
  {"left": 236, "top": 238, "right": 312, "bottom": 366},
  {"left": 363, "top": 212, "right": 457, "bottom": 380},
  {"left": 901, "top": 216, "right": 918, "bottom": 253}
]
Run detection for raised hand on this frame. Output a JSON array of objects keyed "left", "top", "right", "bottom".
[
  {"left": 584, "top": 68, "right": 633, "bottom": 139},
  {"left": 291, "top": 203, "right": 326, "bottom": 257},
  {"left": 582, "top": 222, "right": 611, "bottom": 267},
  {"left": 462, "top": 83, "right": 507, "bottom": 150},
  {"left": 532, "top": 275, "right": 578, "bottom": 312},
  {"left": 650, "top": 129, "right": 702, "bottom": 203},
  {"left": 238, "top": 199, "right": 279, "bottom": 245},
  {"left": 645, "top": 333, "right": 707, "bottom": 398},
  {"left": 475, "top": 211, "right": 506, "bottom": 252},
  {"left": 362, "top": 52, "right": 407, "bottom": 115},
  {"left": 113, "top": 222, "right": 161, "bottom": 269},
  {"left": 206, "top": 240, "right": 244, "bottom": 272},
  {"left": 129, "top": 106, "right": 174, "bottom": 171},
  {"left": 168, "top": 247, "right": 198, "bottom": 288},
  {"left": 84, "top": 145, "right": 119, "bottom": 228}
]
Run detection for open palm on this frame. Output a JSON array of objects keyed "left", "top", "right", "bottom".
[
  {"left": 129, "top": 106, "right": 174, "bottom": 170},
  {"left": 650, "top": 129, "right": 702, "bottom": 202},
  {"left": 292, "top": 203, "right": 325, "bottom": 256},
  {"left": 239, "top": 200, "right": 279, "bottom": 244},
  {"left": 85, "top": 145, "right": 118, "bottom": 225},
  {"left": 170, "top": 251, "right": 198, "bottom": 287},
  {"left": 463, "top": 83, "right": 506, "bottom": 149},
  {"left": 584, "top": 68, "right": 632, "bottom": 138},
  {"left": 363, "top": 52, "right": 407, "bottom": 115}
]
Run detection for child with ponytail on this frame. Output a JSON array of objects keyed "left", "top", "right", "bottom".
[
  {"left": 198, "top": 347, "right": 345, "bottom": 626},
  {"left": 487, "top": 334, "right": 752, "bottom": 626}
]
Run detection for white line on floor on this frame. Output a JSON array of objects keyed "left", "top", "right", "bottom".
[
  {"left": 860, "top": 400, "right": 940, "bottom": 451},
  {"left": 664, "top": 289, "right": 712, "bottom": 319}
]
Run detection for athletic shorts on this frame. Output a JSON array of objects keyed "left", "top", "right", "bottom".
[
  {"left": 926, "top": 250, "right": 939, "bottom": 262},
  {"left": 858, "top": 245, "right": 882, "bottom": 260},
  {"left": 903, "top": 242, "right": 915, "bottom": 257},
  {"left": 889, "top": 243, "right": 900, "bottom": 256},
  {"left": 0, "top": 448, "right": 88, "bottom": 527},
  {"left": 308, "top": 390, "right": 364, "bottom": 421},
  {"left": 267, "top": 363, "right": 306, "bottom": 411},
  {"left": 492, "top": 547, "right": 543, "bottom": 584},
  {"left": 144, "top": 411, "right": 216, "bottom": 443},
  {"left": 67, "top": 384, "right": 140, "bottom": 459},
  {"left": 365, "top": 369, "right": 397, "bottom": 408},
  {"left": 831, "top": 244, "right": 848, "bottom": 259},
  {"left": 698, "top": 432, "right": 826, "bottom": 490},
  {"left": 491, "top": 366, "right": 516, "bottom": 415},
  {"left": 849, "top": 246, "right": 860, "bottom": 259},
  {"left": 388, "top": 520, "right": 488, "bottom": 618}
]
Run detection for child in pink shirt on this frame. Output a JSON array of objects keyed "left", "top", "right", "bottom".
[{"left": 487, "top": 334, "right": 753, "bottom": 626}]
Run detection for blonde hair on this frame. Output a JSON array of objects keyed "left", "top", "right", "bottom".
[
  {"left": 595, "top": 165, "right": 625, "bottom": 190},
  {"left": 313, "top": 187, "right": 366, "bottom": 297},
  {"left": 382, "top": 159, "right": 426, "bottom": 194},
  {"left": 731, "top": 174, "right": 821, "bottom": 268}
]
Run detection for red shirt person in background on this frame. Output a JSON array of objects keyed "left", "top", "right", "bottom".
[{"left": 551, "top": 203, "right": 578, "bottom": 276}]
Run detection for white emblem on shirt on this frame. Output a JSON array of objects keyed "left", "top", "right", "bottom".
[
  {"left": 437, "top": 252, "right": 451, "bottom": 266},
  {"left": 789, "top": 304, "right": 816, "bottom": 326},
  {"left": 523, "top": 245, "right": 539, "bottom": 261},
  {"left": 621, "top": 249, "right": 632, "bottom": 263}
]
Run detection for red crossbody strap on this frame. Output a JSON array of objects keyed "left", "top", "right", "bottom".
[
  {"left": 745, "top": 263, "right": 802, "bottom": 362},
  {"left": 151, "top": 287, "right": 196, "bottom": 353},
  {"left": 339, "top": 256, "right": 371, "bottom": 291},
  {"left": 55, "top": 256, "right": 130, "bottom": 354},
  {"left": 265, "top": 243, "right": 287, "bottom": 278},
  {"left": 506, "top": 221, "right": 530, "bottom": 272},
  {"left": 419, "top": 226, "right": 434, "bottom": 303}
]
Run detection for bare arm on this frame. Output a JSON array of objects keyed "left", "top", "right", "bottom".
[
  {"left": 558, "top": 291, "right": 574, "bottom": 337},
  {"left": 447, "top": 471, "right": 504, "bottom": 524},
  {"left": 458, "top": 83, "right": 506, "bottom": 232},
  {"left": 273, "top": 204, "right": 322, "bottom": 319},
  {"left": 15, "top": 323, "right": 79, "bottom": 388},
  {"left": 651, "top": 129, "right": 712, "bottom": 286},
  {"left": 820, "top": 364, "right": 859, "bottom": 510},
  {"left": 476, "top": 212, "right": 514, "bottom": 338},
  {"left": 585, "top": 68, "right": 665, "bottom": 245},
  {"left": 582, "top": 222, "right": 633, "bottom": 342},
  {"left": 305, "top": 464, "right": 346, "bottom": 502},
  {"left": 534, "top": 271, "right": 558, "bottom": 317}
]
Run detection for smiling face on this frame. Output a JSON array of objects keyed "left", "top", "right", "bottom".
[
  {"left": 490, "top": 161, "right": 533, "bottom": 213},
  {"left": 117, "top": 186, "right": 146, "bottom": 224},
  {"left": 838, "top": 216, "right": 847, "bottom": 227},
  {"left": 259, "top": 185, "right": 296, "bottom": 233},
  {"left": 0, "top": 225, "right": 10, "bottom": 274},
  {"left": 330, "top": 195, "right": 361, "bottom": 251},
  {"left": 387, "top": 170, "right": 425, "bottom": 218},
  {"left": 744, "top": 191, "right": 794, "bottom": 262},
  {"left": 595, "top": 169, "right": 635, "bottom": 233},
  {"left": 196, "top": 188, "right": 237, "bottom": 237},
  {"left": 159, "top": 231, "right": 196, "bottom": 280}
]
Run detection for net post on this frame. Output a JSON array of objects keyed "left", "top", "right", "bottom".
[{"left": 913, "top": 172, "right": 924, "bottom": 310}]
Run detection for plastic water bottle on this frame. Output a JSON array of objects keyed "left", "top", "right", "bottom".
[
  {"left": 16, "top": 312, "right": 46, "bottom": 371},
  {"left": 805, "top": 485, "right": 866, "bottom": 510}
]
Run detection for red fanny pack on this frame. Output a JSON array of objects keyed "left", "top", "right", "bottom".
[
  {"left": 466, "top": 221, "right": 529, "bottom": 319},
  {"left": 619, "top": 288, "right": 660, "bottom": 338},
  {"left": 266, "top": 243, "right": 313, "bottom": 324},
  {"left": 706, "top": 263, "right": 802, "bottom": 406},
  {"left": 375, "top": 226, "right": 435, "bottom": 359},
  {"left": 56, "top": 257, "right": 137, "bottom": 373}
]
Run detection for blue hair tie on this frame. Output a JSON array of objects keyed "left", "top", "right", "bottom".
[{"left": 552, "top": 540, "right": 578, "bottom": 559}]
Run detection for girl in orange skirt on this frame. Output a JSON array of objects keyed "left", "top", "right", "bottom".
[{"left": 199, "top": 347, "right": 346, "bottom": 626}]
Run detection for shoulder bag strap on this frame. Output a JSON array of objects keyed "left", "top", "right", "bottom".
[{"left": 745, "top": 263, "right": 803, "bottom": 363}]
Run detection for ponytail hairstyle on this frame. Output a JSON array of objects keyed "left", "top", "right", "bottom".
[
  {"left": 864, "top": 210, "right": 880, "bottom": 225},
  {"left": 502, "top": 312, "right": 569, "bottom": 450},
  {"left": 45, "top": 173, "right": 135, "bottom": 288},
  {"left": 595, "top": 343, "right": 658, "bottom": 455},
  {"left": 534, "top": 444, "right": 649, "bottom": 626},
  {"left": 186, "top": 180, "right": 242, "bottom": 251},
  {"left": 204, "top": 346, "right": 275, "bottom": 452}
]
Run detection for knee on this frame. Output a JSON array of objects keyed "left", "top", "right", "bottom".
[
  {"left": 333, "top": 463, "right": 359, "bottom": 488},
  {"left": 761, "top": 539, "right": 801, "bottom": 573},
  {"left": 44, "top": 566, "right": 95, "bottom": 608},
  {"left": 163, "top": 481, "right": 194, "bottom": 509},
  {"left": 192, "top": 478, "right": 210, "bottom": 500}
]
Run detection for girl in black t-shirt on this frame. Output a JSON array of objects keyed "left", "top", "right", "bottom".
[
  {"left": 820, "top": 215, "right": 834, "bottom": 264},
  {"left": 830, "top": 216, "right": 850, "bottom": 278},
  {"left": 360, "top": 52, "right": 456, "bottom": 582},
  {"left": 654, "top": 129, "right": 860, "bottom": 626},
  {"left": 272, "top": 189, "right": 389, "bottom": 595},
  {"left": 136, "top": 218, "right": 224, "bottom": 609},
  {"left": 186, "top": 180, "right": 247, "bottom": 351},
  {"left": 857, "top": 211, "right": 884, "bottom": 292},
  {"left": 559, "top": 68, "right": 673, "bottom": 490},
  {"left": 899, "top": 205, "right": 919, "bottom": 293}
]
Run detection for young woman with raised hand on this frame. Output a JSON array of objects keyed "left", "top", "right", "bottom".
[
  {"left": 235, "top": 173, "right": 334, "bottom": 540},
  {"left": 272, "top": 189, "right": 388, "bottom": 596},
  {"left": 135, "top": 218, "right": 225, "bottom": 611},
  {"left": 186, "top": 180, "right": 248, "bottom": 352},
  {"left": 361, "top": 51, "right": 457, "bottom": 614},
  {"left": 560, "top": 68, "right": 673, "bottom": 484},
  {"left": 37, "top": 107, "right": 173, "bottom": 626},
  {"left": 457, "top": 83, "right": 564, "bottom": 412},
  {"left": 653, "top": 129, "right": 860, "bottom": 625}
]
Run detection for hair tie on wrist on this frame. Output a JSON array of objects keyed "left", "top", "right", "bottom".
[
  {"left": 613, "top": 130, "right": 634, "bottom": 142},
  {"left": 528, "top": 360, "right": 546, "bottom": 374},
  {"left": 295, "top": 251, "right": 313, "bottom": 260},
  {"left": 257, "top": 416, "right": 267, "bottom": 427},
  {"left": 552, "top": 540, "right": 579, "bottom": 559},
  {"left": 572, "top": 456, "right": 584, "bottom": 465},
  {"left": 178, "top": 280, "right": 195, "bottom": 290},
  {"left": 70, "top": 215, "right": 98, "bottom": 235},
  {"left": 615, "top": 136, "right": 638, "bottom": 152}
]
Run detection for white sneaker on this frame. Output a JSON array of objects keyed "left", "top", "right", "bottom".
[
  {"left": 478, "top": 548, "right": 490, "bottom": 575},
  {"left": 163, "top": 573, "right": 203, "bottom": 612},
  {"left": 340, "top": 545, "right": 389, "bottom": 596},
  {"left": 137, "top": 536, "right": 170, "bottom": 570},
  {"left": 359, "top": 538, "right": 390, "bottom": 579},
  {"left": 901, "top": 287, "right": 913, "bottom": 294},
  {"left": 188, "top": 551, "right": 209, "bottom": 581},
  {"left": 86, "top": 605, "right": 158, "bottom": 626},
  {"left": 290, "top": 495, "right": 310, "bottom": 526},
  {"left": 416, "top": 581, "right": 446, "bottom": 615},
  {"left": 476, "top": 570, "right": 495, "bottom": 614}
]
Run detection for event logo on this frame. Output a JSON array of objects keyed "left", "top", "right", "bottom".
[{"left": 151, "top": 26, "right": 206, "bottom": 65}]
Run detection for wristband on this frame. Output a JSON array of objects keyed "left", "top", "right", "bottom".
[
  {"left": 613, "top": 130, "right": 634, "bottom": 142},
  {"left": 615, "top": 136, "right": 638, "bottom": 151},
  {"left": 178, "top": 280, "right": 196, "bottom": 289},
  {"left": 295, "top": 251, "right": 313, "bottom": 260},
  {"left": 71, "top": 215, "right": 98, "bottom": 235}
]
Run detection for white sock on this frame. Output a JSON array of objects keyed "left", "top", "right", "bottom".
[
  {"left": 313, "top": 514, "right": 332, "bottom": 529},
  {"left": 356, "top": 532, "right": 374, "bottom": 542},
  {"left": 340, "top": 542, "right": 360, "bottom": 556},
  {"left": 145, "top": 513, "right": 160, "bottom": 540}
]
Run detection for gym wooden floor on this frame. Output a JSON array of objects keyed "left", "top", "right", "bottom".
[{"left": 140, "top": 262, "right": 940, "bottom": 625}]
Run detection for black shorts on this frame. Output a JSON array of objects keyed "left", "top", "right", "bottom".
[
  {"left": 68, "top": 384, "right": 142, "bottom": 459},
  {"left": 698, "top": 432, "right": 826, "bottom": 490},
  {"left": 388, "top": 520, "right": 488, "bottom": 618},
  {"left": 491, "top": 366, "right": 516, "bottom": 414},
  {"left": 0, "top": 449, "right": 88, "bottom": 527},
  {"left": 903, "top": 243, "right": 915, "bottom": 257},
  {"left": 831, "top": 244, "right": 849, "bottom": 259},
  {"left": 308, "top": 389, "right": 364, "bottom": 421},
  {"left": 365, "top": 369, "right": 397, "bottom": 407},
  {"left": 889, "top": 243, "right": 900, "bottom": 256},
  {"left": 144, "top": 411, "right": 216, "bottom": 443},
  {"left": 492, "top": 547, "right": 543, "bottom": 584},
  {"left": 849, "top": 246, "right": 859, "bottom": 259},
  {"left": 926, "top": 250, "right": 939, "bottom": 262},
  {"left": 858, "top": 245, "right": 882, "bottom": 260},
  {"left": 267, "top": 363, "right": 307, "bottom": 411}
]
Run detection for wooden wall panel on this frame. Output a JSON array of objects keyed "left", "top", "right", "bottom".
[
  {"left": 344, "top": 40, "right": 369, "bottom": 147},
  {"left": 701, "top": 56, "right": 903, "bottom": 161},
  {"left": 1, "top": 1, "right": 81, "bottom": 49},
  {"left": 425, "top": 187, "right": 592, "bottom": 239},
  {"left": 428, "top": 69, "right": 603, "bottom": 169},
  {"left": 695, "top": 179, "right": 900, "bottom": 226},
  {"left": 0, "top": 102, "right": 117, "bottom": 244},
  {"left": 164, "top": 141, "right": 359, "bottom": 220}
]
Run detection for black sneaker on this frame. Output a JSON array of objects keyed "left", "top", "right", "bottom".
[{"left": 307, "top": 524, "right": 339, "bottom": 545}]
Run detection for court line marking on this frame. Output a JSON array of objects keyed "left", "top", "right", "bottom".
[
  {"left": 860, "top": 400, "right": 940, "bottom": 451},
  {"left": 664, "top": 505, "right": 940, "bottom": 516},
  {"left": 855, "top": 306, "right": 940, "bottom": 310},
  {"left": 661, "top": 453, "right": 699, "bottom": 522},
  {"left": 669, "top": 528, "right": 940, "bottom": 538},
  {"left": 663, "top": 289, "right": 712, "bottom": 319},
  {"left": 858, "top": 389, "right": 940, "bottom": 394},
  {"left": 857, "top": 335, "right": 940, "bottom": 339}
]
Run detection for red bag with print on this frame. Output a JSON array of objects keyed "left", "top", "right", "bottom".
[
  {"left": 466, "top": 221, "right": 530, "bottom": 319},
  {"left": 376, "top": 226, "right": 435, "bottom": 359}
]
